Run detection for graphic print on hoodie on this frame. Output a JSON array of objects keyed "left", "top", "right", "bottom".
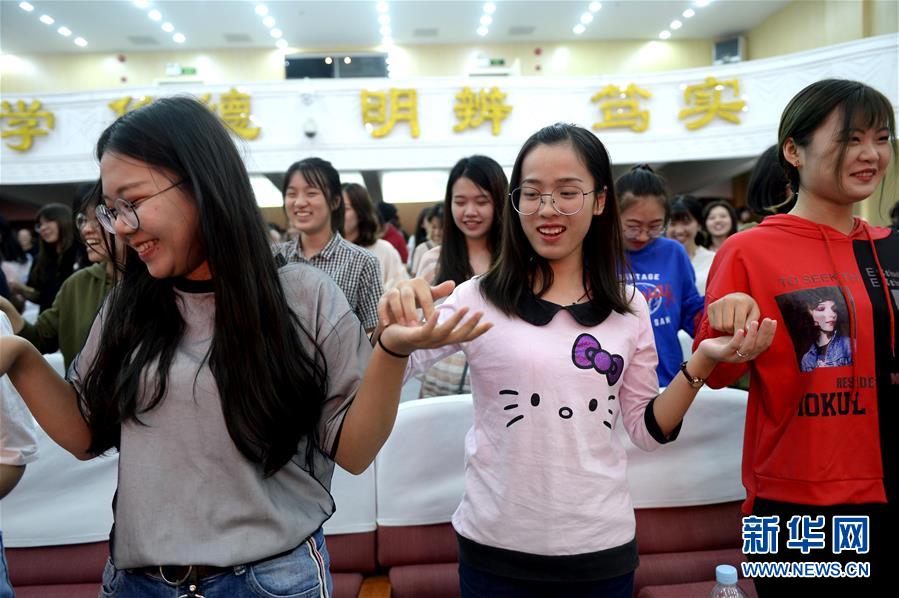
[{"left": 695, "top": 214, "right": 899, "bottom": 514}]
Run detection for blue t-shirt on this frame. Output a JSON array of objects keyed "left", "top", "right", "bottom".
[{"left": 626, "top": 237, "right": 705, "bottom": 386}]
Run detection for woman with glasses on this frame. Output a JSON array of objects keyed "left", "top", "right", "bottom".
[
  {"left": 0, "top": 188, "right": 118, "bottom": 370},
  {"left": 8, "top": 204, "right": 77, "bottom": 313},
  {"left": 0, "top": 97, "right": 486, "bottom": 598},
  {"left": 414, "top": 155, "right": 506, "bottom": 398},
  {"left": 616, "top": 165, "right": 705, "bottom": 386},
  {"left": 371, "top": 123, "right": 774, "bottom": 597}
]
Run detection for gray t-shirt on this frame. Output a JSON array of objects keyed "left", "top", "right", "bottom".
[{"left": 71, "top": 263, "right": 371, "bottom": 568}]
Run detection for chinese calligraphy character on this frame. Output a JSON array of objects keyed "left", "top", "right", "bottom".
[
  {"left": 786, "top": 515, "right": 826, "bottom": 554},
  {"left": 108, "top": 95, "right": 154, "bottom": 118},
  {"left": 218, "top": 88, "right": 260, "bottom": 140},
  {"left": 197, "top": 93, "right": 217, "bottom": 113},
  {"left": 0, "top": 100, "right": 55, "bottom": 152},
  {"left": 678, "top": 77, "right": 747, "bottom": 130},
  {"left": 453, "top": 86, "right": 512, "bottom": 135},
  {"left": 833, "top": 516, "right": 869, "bottom": 554},
  {"left": 742, "top": 515, "right": 779, "bottom": 555},
  {"left": 361, "top": 89, "right": 420, "bottom": 138},
  {"left": 591, "top": 84, "right": 652, "bottom": 133}
]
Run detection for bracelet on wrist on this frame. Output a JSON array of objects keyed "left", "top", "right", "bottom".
[{"left": 378, "top": 336, "right": 410, "bottom": 359}]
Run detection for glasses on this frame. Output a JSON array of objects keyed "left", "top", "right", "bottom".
[
  {"left": 75, "top": 212, "right": 99, "bottom": 231},
  {"left": 96, "top": 180, "right": 184, "bottom": 234},
  {"left": 622, "top": 223, "right": 666, "bottom": 240},
  {"left": 510, "top": 186, "right": 596, "bottom": 216}
]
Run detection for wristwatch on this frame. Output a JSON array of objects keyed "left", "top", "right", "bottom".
[{"left": 680, "top": 361, "right": 705, "bottom": 388}]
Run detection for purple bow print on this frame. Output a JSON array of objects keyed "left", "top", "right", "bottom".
[{"left": 572, "top": 333, "right": 624, "bottom": 386}]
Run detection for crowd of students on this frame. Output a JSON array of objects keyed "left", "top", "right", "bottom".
[{"left": 1, "top": 78, "right": 897, "bottom": 598}]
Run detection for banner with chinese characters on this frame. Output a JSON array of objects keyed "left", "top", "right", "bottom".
[{"left": 1, "top": 34, "right": 896, "bottom": 185}]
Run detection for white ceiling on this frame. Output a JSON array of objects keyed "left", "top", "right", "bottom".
[{"left": 1, "top": 0, "right": 791, "bottom": 55}]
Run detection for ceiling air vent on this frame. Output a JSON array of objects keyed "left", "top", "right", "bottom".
[
  {"left": 127, "top": 35, "right": 158, "bottom": 46},
  {"left": 413, "top": 28, "right": 439, "bottom": 38},
  {"left": 508, "top": 26, "right": 535, "bottom": 36},
  {"left": 224, "top": 33, "right": 253, "bottom": 43}
]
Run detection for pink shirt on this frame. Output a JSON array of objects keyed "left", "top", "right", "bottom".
[{"left": 406, "top": 278, "right": 663, "bottom": 556}]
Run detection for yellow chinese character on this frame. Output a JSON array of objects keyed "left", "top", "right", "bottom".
[
  {"left": 197, "top": 93, "right": 218, "bottom": 113},
  {"left": 678, "top": 77, "right": 746, "bottom": 131},
  {"left": 591, "top": 84, "right": 652, "bottom": 133},
  {"left": 0, "top": 100, "right": 55, "bottom": 152},
  {"left": 361, "top": 89, "right": 420, "bottom": 138},
  {"left": 453, "top": 87, "right": 513, "bottom": 136},
  {"left": 219, "top": 88, "right": 260, "bottom": 140},
  {"left": 108, "top": 95, "right": 154, "bottom": 117}
]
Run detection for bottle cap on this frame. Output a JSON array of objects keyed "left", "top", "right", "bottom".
[{"left": 715, "top": 564, "right": 738, "bottom": 585}]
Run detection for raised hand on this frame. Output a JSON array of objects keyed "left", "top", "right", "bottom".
[
  {"left": 378, "top": 304, "right": 492, "bottom": 357},
  {"left": 707, "top": 292, "right": 760, "bottom": 334},
  {"left": 378, "top": 278, "right": 455, "bottom": 328},
  {"left": 697, "top": 318, "right": 777, "bottom": 363}
]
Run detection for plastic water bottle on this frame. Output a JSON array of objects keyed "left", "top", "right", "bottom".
[{"left": 709, "top": 564, "right": 748, "bottom": 597}]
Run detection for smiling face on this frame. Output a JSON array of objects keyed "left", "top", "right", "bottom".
[
  {"left": 517, "top": 143, "right": 604, "bottom": 271},
  {"left": 450, "top": 176, "right": 494, "bottom": 241},
  {"left": 284, "top": 171, "right": 333, "bottom": 237},
  {"left": 705, "top": 206, "right": 733, "bottom": 239},
  {"left": 78, "top": 207, "right": 109, "bottom": 263},
  {"left": 17, "top": 228, "right": 33, "bottom": 252},
  {"left": 789, "top": 107, "right": 892, "bottom": 207},
  {"left": 37, "top": 218, "right": 59, "bottom": 244},
  {"left": 809, "top": 299, "right": 837, "bottom": 332},
  {"left": 667, "top": 214, "right": 700, "bottom": 247},
  {"left": 100, "top": 151, "right": 207, "bottom": 280}
]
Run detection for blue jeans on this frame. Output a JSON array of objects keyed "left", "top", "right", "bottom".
[
  {"left": 99, "top": 529, "right": 332, "bottom": 598},
  {"left": 459, "top": 560, "right": 634, "bottom": 598},
  {"left": 0, "top": 531, "right": 14, "bottom": 598}
]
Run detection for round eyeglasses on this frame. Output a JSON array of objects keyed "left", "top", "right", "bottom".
[
  {"left": 95, "top": 180, "right": 184, "bottom": 234},
  {"left": 622, "top": 223, "right": 666, "bottom": 240},
  {"left": 510, "top": 186, "right": 596, "bottom": 216},
  {"left": 74, "top": 212, "right": 98, "bottom": 231}
]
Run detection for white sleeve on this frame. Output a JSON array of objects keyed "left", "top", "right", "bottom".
[{"left": 1, "top": 313, "right": 39, "bottom": 466}]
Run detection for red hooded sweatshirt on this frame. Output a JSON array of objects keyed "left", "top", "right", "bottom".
[{"left": 695, "top": 214, "right": 898, "bottom": 514}]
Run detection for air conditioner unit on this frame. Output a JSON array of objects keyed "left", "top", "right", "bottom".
[{"left": 713, "top": 36, "right": 746, "bottom": 65}]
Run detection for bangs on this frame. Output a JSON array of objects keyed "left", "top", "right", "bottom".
[
  {"left": 298, "top": 166, "right": 334, "bottom": 198},
  {"left": 840, "top": 88, "right": 896, "bottom": 137}
]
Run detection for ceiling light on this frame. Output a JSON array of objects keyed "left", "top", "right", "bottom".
[
  {"left": 483, "top": 2, "right": 496, "bottom": 14},
  {"left": 580, "top": 13, "right": 593, "bottom": 24},
  {"left": 262, "top": 16, "right": 275, "bottom": 27},
  {"left": 477, "top": 26, "right": 488, "bottom": 36},
  {"left": 344, "top": 56, "right": 352, "bottom": 64},
  {"left": 133, "top": 0, "right": 148, "bottom": 9},
  {"left": 381, "top": 36, "right": 394, "bottom": 46},
  {"left": 270, "top": 28, "right": 283, "bottom": 38},
  {"left": 378, "top": 14, "right": 390, "bottom": 25},
  {"left": 682, "top": 8, "right": 695, "bottom": 18},
  {"left": 325, "top": 56, "right": 333, "bottom": 64},
  {"left": 670, "top": 20, "right": 682, "bottom": 29},
  {"left": 380, "top": 25, "right": 391, "bottom": 36},
  {"left": 57, "top": 26, "right": 72, "bottom": 36},
  {"left": 74, "top": 37, "right": 87, "bottom": 47},
  {"left": 276, "top": 39, "right": 288, "bottom": 49},
  {"left": 589, "top": 2, "right": 601, "bottom": 12},
  {"left": 173, "top": 32, "right": 186, "bottom": 43},
  {"left": 377, "top": 1, "right": 389, "bottom": 13},
  {"left": 573, "top": 23, "right": 585, "bottom": 34},
  {"left": 480, "top": 15, "right": 492, "bottom": 26},
  {"left": 659, "top": 30, "right": 671, "bottom": 39},
  {"left": 161, "top": 22, "right": 174, "bottom": 33},
  {"left": 39, "top": 15, "right": 54, "bottom": 25},
  {"left": 18, "top": 2, "right": 34, "bottom": 12},
  {"left": 255, "top": 4, "right": 268, "bottom": 16},
  {"left": 148, "top": 9, "right": 162, "bottom": 21}
]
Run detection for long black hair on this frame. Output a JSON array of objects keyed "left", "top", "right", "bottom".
[
  {"left": 30, "top": 203, "right": 75, "bottom": 284},
  {"left": 282, "top": 157, "right": 345, "bottom": 235},
  {"left": 341, "top": 182, "right": 379, "bottom": 247},
  {"left": 81, "top": 96, "right": 327, "bottom": 476},
  {"left": 616, "top": 164, "right": 670, "bottom": 222},
  {"left": 480, "top": 123, "right": 633, "bottom": 317},
  {"left": 747, "top": 145, "right": 796, "bottom": 218},
  {"left": 434, "top": 155, "right": 506, "bottom": 285},
  {"left": 0, "top": 215, "right": 27, "bottom": 264}
]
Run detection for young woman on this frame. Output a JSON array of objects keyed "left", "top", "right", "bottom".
[
  {"left": 0, "top": 189, "right": 118, "bottom": 369},
  {"left": 414, "top": 155, "right": 506, "bottom": 397},
  {"left": 616, "top": 165, "right": 705, "bottom": 386},
  {"left": 667, "top": 194, "right": 715, "bottom": 294},
  {"left": 273, "top": 157, "right": 383, "bottom": 332},
  {"left": 0, "top": 97, "right": 486, "bottom": 598},
  {"left": 342, "top": 182, "right": 409, "bottom": 292},
  {"left": 703, "top": 200, "right": 739, "bottom": 252},
  {"left": 696, "top": 79, "right": 897, "bottom": 595},
  {"left": 409, "top": 203, "right": 443, "bottom": 276},
  {"left": 374, "top": 123, "right": 775, "bottom": 597},
  {"left": 10, "top": 204, "right": 77, "bottom": 313}
]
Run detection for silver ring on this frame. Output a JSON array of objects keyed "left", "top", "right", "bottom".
[{"left": 735, "top": 350, "right": 747, "bottom": 358}]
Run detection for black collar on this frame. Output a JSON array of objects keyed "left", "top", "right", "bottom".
[
  {"left": 517, "top": 288, "right": 612, "bottom": 327},
  {"left": 173, "top": 277, "right": 214, "bottom": 293}
]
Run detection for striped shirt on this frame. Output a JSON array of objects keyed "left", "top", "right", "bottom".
[{"left": 273, "top": 232, "right": 383, "bottom": 330}]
